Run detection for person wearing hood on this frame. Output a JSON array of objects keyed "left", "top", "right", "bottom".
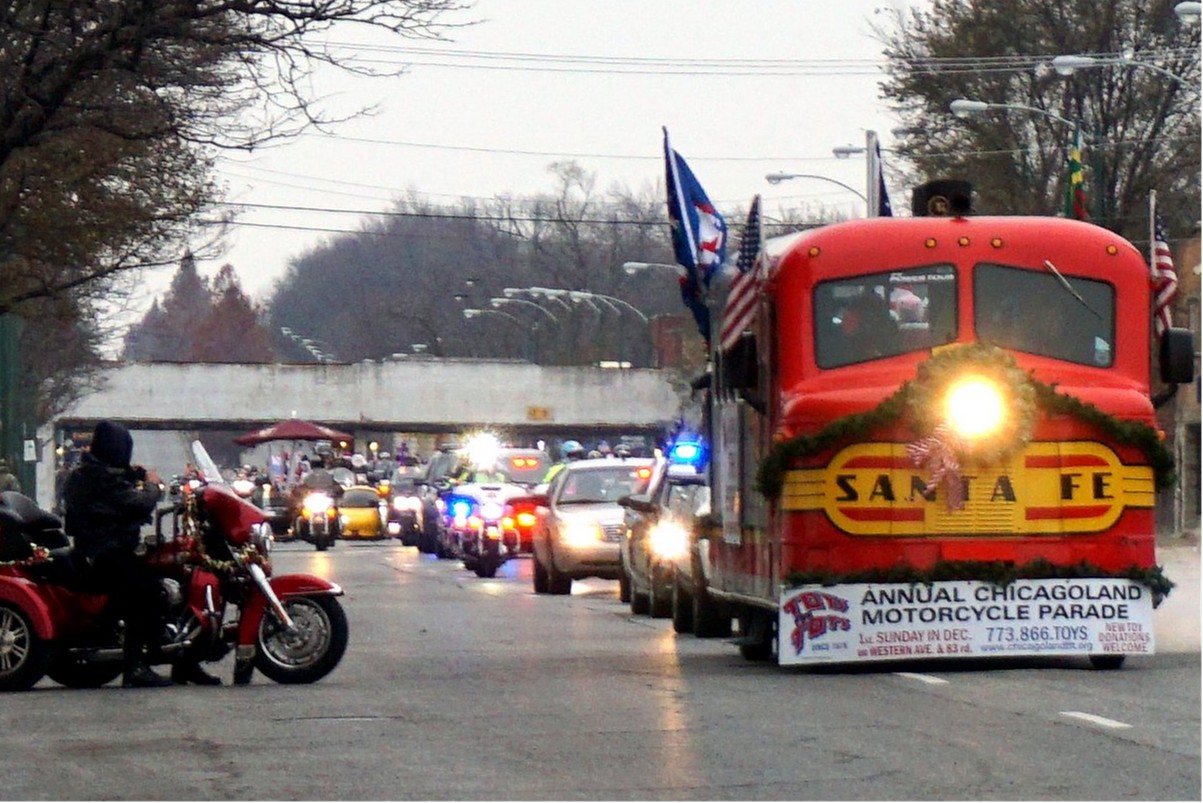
[{"left": 62, "top": 421, "right": 216, "bottom": 688}]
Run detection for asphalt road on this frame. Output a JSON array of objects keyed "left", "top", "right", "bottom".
[{"left": 3, "top": 540, "right": 1199, "bottom": 801}]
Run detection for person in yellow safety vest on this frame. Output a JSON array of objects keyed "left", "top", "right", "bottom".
[{"left": 541, "top": 439, "right": 585, "bottom": 483}]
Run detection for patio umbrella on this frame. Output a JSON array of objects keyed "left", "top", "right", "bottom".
[{"left": 233, "top": 418, "right": 352, "bottom": 446}]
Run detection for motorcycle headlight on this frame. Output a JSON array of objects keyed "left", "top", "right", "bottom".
[
  {"left": 480, "top": 501, "right": 504, "bottom": 520},
  {"left": 302, "top": 493, "right": 333, "bottom": 516},
  {"left": 649, "top": 521, "right": 689, "bottom": 560},
  {"left": 231, "top": 478, "right": 256, "bottom": 497},
  {"left": 393, "top": 496, "right": 420, "bottom": 512},
  {"left": 944, "top": 375, "right": 1006, "bottom": 440},
  {"left": 561, "top": 520, "right": 602, "bottom": 548}
]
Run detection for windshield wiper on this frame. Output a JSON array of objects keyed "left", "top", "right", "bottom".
[{"left": 1042, "top": 260, "right": 1104, "bottom": 320}]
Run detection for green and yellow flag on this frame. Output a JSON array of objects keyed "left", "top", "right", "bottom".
[{"left": 1063, "top": 126, "right": 1089, "bottom": 220}]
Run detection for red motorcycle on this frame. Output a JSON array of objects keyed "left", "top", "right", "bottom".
[{"left": 0, "top": 442, "right": 348, "bottom": 691}]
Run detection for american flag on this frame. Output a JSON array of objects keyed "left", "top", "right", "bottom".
[
  {"left": 1151, "top": 213, "right": 1178, "bottom": 337},
  {"left": 719, "top": 195, "right": 762, "bottom": 352}
]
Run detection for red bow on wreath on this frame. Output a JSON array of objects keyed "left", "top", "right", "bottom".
[{"left": 907, "top": 424, "right": 967, "bottom": 512}]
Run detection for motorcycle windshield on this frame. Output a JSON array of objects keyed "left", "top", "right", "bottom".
[{"left": 192, "top": 440, "right": 226, "bottom": 485}]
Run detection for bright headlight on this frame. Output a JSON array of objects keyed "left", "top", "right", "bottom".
[
  {"left": 480, "top": 501, "right": 504, "bottom": 520},
  {"left": 649, "top": 522, "right": 689, "bottom": 560},
  {"left": 302, "top": 493, "right": 333, "bottom": 515},
  {"left": 944, "top": 375, "right": 1006, "bottom": 440},
  {"left": 393, "top": 496, "right": 421, "bottom": 512},
  {"left": 561, "top": 520, "right": 602, "bottom": 548}
]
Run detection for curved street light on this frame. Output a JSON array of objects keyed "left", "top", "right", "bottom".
[
  {"left": 764, "top": 172, "right": 868, "bottom": 202},
  {"left": 1175, "top": 2, "right": 1201, "bottom": 24},
  {"left": 489, "top": 296, "right": 559, "bottom": 323},
  {"left": 949, "top": 98, "right": 1081, "bottom": 133},
  {"left": 622, "top": 261, "right": 685, "bottom": 277},
  {"left": 1045, "top": 53, "right": 1198, "bottom": 89},
  {"left": 566, "top": 290, "right": 648, "bottom": 323},
  {"left": 463, "top": 308, "right": 537, "bottom": 361}
]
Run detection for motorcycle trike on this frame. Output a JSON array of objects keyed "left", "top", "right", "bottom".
[{"left": 0, "top": 441, "right": 349, "bottom": 691}]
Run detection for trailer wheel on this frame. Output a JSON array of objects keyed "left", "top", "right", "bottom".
[
  {"left": 1089, "top": 655, "right": 1125, "bottom": 670},
  {"left": 693, "top": 587, "right": 732, "bottom": 638},
  {"left": 738, "top": 610, "right": 775, "bottom": 662}
]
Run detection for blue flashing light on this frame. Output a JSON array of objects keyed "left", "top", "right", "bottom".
[
  {"left": 669, "top": 440, "right": 703, "bottom": 465},
  {"left": 450, "top": 499, "right": 473, "bottom": 519}
]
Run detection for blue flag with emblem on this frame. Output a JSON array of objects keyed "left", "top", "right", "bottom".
[{"left": 663, "top": 127, "right": 727, "bottom": 344}]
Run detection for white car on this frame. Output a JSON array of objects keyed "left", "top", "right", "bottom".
[{"left": 530, "top": 457, "right": 655, "bottom": 595}]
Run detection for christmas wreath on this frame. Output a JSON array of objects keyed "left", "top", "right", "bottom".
[{"left": 757, "top": 343, "right": 1175, "bottom": 498}]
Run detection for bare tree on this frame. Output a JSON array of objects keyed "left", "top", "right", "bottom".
[
  {"left": 0, "top": 1, "right": 470, "bottom": 316},
  {"left": 875, "top": 0, "right": 1200, "bottom": 239}
]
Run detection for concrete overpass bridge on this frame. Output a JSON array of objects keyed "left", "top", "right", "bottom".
[{"left": 36, "top": 357, "right": 687, "bottom": 507}]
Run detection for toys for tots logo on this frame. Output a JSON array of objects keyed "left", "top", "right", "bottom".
[{"left": 783, "top": 590, "right": 852, "bottom": 654}]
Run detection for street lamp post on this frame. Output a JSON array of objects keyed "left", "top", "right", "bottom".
[
  {"left": 829, "top": 130, "right": 891, "bottom": 216},
  {"left": 764, "top": 171, "right": 868, "bottom": 204},
  {"left": 463, "top": 308, "right": 537, "bottom": 362},
  {"left": 1045, "top": 53, "right": 1198, "bottom": 89},
  {"left": 949, "top": 97, "right": 1080, "bottom": 130},
  {"left": 622, "top": 261, "right": 685, "bottom": 277},
  {"left": 490, "top": 297, "right": 559, "bottom": 323},
  {"left": 950, "top": 96, "right": 1102, "bottom": 220}
]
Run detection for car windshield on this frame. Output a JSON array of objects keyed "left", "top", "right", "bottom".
[
  {"left": 974, "top": 262, "right": 1115, "bottom": 366},
  {"left": 814, "top": 264, "right": 957, "bottom": 368},
  {"left": 556, "top": 465, "right": 652, "bottom": 505},
  {"left": 342, "top": 488, "right": 380, "bottom": 507}
]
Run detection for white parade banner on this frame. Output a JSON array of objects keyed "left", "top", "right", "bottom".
[{"left": 777, "top": 578, "right": 1154, "bottom": 665}]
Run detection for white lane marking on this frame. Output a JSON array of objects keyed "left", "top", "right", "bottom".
[
  {"left": 894, "top": 672, "right": 949, "bottom": 685},
  {"left": 1060, "top": 711, "right": 1132, "bottom": 729}
]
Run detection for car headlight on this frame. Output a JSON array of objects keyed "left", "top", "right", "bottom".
[
  {"left": 561, "top": 520, "right": 602, "bottom": 548},
  {"left": 944, "top": 375, "right": 1006, "bottom": 440},
  {"left": 649, "top": 521, "right": 688, "bottom": 560}
]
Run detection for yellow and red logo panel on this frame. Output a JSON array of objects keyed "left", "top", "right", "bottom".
[{"left": 779, "top": 441, "right": 1152, "bottom": 536}]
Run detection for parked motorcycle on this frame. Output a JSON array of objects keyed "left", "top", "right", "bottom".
[
  {"left": 0, "top": 441, "right": 348, "bottom": 691},
  {"left": 443, "top": 481, "right": 527, "bottom": 578}
]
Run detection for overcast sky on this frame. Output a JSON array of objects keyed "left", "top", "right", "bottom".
[{"left": 182, "top": 0, "right": 925, "bottom": 304}]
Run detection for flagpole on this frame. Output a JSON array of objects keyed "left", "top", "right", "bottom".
[
  {"left": 1148, "top": 189, "right": 1157, "bottom": 281},
  {"left": 865, "top": 130, "right": 879, "bottom": 218}
]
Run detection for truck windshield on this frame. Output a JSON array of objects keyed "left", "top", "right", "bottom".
[
  {"left": 974, "top": 262, "right": 1115, "bottom": 367},
  {"left": 814, "top": 264, "right": 957, "bottom": 368}
]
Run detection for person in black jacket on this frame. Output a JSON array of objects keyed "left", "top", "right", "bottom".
[{"left": 62, "top": 421, "right": 188, "bottom": 688}]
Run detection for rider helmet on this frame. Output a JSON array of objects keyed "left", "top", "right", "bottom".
[{"left": 561, "top": 440, "right": 585, "bottom": 460}]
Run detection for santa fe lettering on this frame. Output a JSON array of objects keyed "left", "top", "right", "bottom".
[{"left": 833, "top": 471, "right": 1118, "bottom": 503}]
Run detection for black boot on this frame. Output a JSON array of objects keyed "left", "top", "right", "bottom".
[
  {"left": 122, "top": 663, "right": 173, "bottom": 688},
  {"left": 171, "top": 662, "right": 223, "bottom": 686}
]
